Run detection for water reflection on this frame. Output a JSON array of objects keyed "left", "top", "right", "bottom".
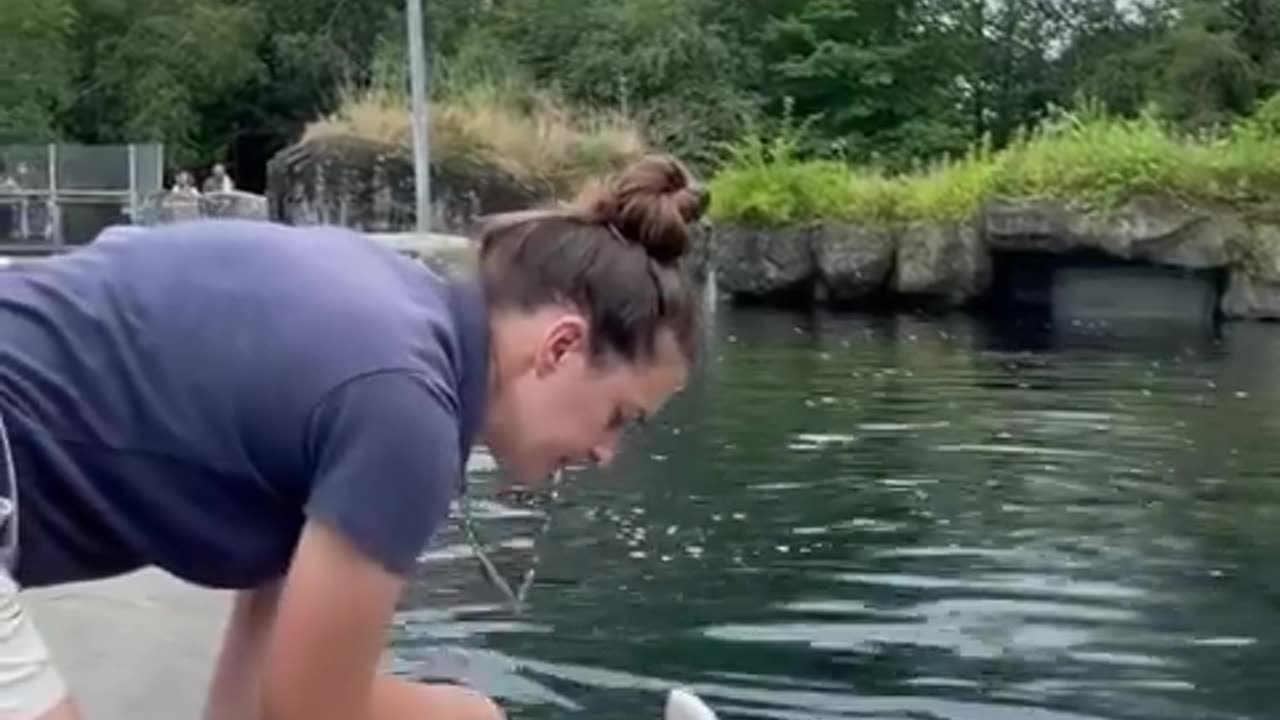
[{"left": 393, "top": 307, "right": 1280, "bottom": 720}]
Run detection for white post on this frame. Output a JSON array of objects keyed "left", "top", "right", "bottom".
[
  {"left": 46, "top": 144, "right": 59, "bottom": 248},
  {"left": 127, "top": 144, "right": 139, "bottom": 223},
  {"left": 406, "top": 0, "right": 431, "bottom": 233}
]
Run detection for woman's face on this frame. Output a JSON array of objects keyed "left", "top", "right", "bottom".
[{"left": 482, "top": 309, "right": 688, "bottom": 487}]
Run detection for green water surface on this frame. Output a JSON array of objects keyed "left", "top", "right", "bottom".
[{"left": 391, "top": 307, "right": 1280, "bottom": 720}]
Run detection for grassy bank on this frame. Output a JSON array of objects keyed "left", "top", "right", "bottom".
[
  {"left": 303, "top": 75, "right": 647, "bottom": 198},
  {"left": 708, "top": 97, "right": 1280, "bottom": 226},
  {"left": 307, "top": 72, "right": 1280, "bottom": 228}
]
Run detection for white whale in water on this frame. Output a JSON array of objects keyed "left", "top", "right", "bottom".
[{"left": 665, "top": 688, "right": 719, "bottom": 720}]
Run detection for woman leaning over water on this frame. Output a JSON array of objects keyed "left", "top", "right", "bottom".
[{"left": 0, "top": 154, "right": 708, "bottom": 720}]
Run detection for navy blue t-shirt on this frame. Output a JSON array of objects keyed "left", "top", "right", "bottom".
[{"left": 0, "top": 219, "right": 489, "bottom": 589}]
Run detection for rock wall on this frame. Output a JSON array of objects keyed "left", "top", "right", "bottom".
[
  {"left": 1222, "top": 222, "right": 1280, "bottom": 320},
  {"left": 814, "top": 223, "right": 896, "bottom": 303},
  {"left": 263, "top": 133, "right": 714, "bottom": 281},
  {"left": 714, "top": 220, "right": 992, "bottom": 309},
  {"left": 265, "top": 134, "right": 540, "bottom": 235},
  {"left": 711, "top": 195, "right": 1280, "bottom": 321}
]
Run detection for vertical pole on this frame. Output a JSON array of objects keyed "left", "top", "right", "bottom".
[
  {"left": 406, "top": 0, "right": 431, "bottom": 233},
  {"left": 15, "top": 150, "right": 29, "bottom": 241},
  {"left": 157, "top": 144, "right": 165, "bottom": 196},
  {"left": 128, "top": 144, "right": 139, "bottom": 224},
  {"left": 46, "top": 144, "right": 59, "bottom": 249}
]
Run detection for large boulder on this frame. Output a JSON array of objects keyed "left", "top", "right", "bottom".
[
  {"left": 265, "top": 135, "right": 539, "bottom": 234},
  {"left": 811, "top": 223, "right": 896, "bottom": 303},
  {"left": 894, "top": 221, "right": 991, "bottom": 306},
  {"left": 983, "top": 195, "right": 1241, "bottom": 268},
  {"left": 712, "top": 224, "right": 815, "bottom": 300},
  {"left": 1221, "top": 272, "right": 1280, "bottom": 320},
  {"left": 1220, "top": 222, "right": 1280, "bottom": 320},
  {"left": 1230, "top": 221, "right": 1280, "bottom": 281}
]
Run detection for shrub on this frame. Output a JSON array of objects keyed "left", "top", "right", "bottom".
[
  {"left": 708, "top": 94, "right": 1280, "bottom": 226},
  {"left": 898, "top": 141, "right": 999, "bottom": 223},
  {"left": 707, "top": 116, "right": 904, "bottom": 226},
  {"left": 990, "top": 105, "right": 1195, "bottom": 208}
]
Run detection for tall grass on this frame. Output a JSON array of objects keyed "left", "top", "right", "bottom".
[
  {"left": 707, "top": 116, "right": 901, "bottom": 225},
  {"left": 708, "top": 97, "right": 1280, "bottom": 226},
  {"left": 303, "top": 55, "right": 647, "bottom": 197}
]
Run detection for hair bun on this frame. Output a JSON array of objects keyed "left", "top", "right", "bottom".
[{"left": 574, "top": 154, "right": 709, "bottom": 265}]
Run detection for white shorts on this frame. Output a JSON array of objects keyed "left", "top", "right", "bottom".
[{"left": 0, "top": 513, "right": 67, "bottom": 720}]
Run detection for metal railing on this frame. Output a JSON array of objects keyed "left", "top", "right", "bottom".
[{"left": 0, "top": 143, "right": 165, "bottom": 253}]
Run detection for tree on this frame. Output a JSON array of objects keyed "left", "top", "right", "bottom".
[
  {"left": 63, "top": 0, "right": 265, "bottom": 167},
  {"left": 489, "top": 0, "right": 763, "bottom": 168},
  {"left": 0, "top": 0, "right": 78, "bottom": 143},
  {"left": 754, "top": 0, "right": 976, "bottom": 167},
  {"left": 1146, "top": 1, "right": 1259, "bottom": 128},
  {"left": 2, "top": 0, "right": 1278, "bottom": 182}
]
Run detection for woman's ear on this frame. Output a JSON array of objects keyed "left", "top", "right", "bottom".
[{"left": 535, "top": 312, "right": 589, "bottom": 378}]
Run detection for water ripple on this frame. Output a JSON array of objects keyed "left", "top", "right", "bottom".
[{"left": 394, "top": 310, "right": 1280, "bottom": 720}]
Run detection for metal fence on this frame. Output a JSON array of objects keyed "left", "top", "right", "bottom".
[{"left": 0, "top": 143, "right": 165, "bottom": 252}]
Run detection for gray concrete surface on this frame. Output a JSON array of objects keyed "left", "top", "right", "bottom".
[
  {"left": 365, "top": 231, "right": 471, "bottom": 255},
  {"left": 23, "top": 570, "right": 231, "bottom": 719}
]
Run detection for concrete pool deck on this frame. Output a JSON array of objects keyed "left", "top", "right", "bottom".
[{"left": 23, "top": 569, "right": 230, "bottom": 719}]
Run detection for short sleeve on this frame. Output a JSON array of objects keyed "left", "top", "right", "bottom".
[{"left": 302, "top": 370, "right": 461, "bottom": 576}]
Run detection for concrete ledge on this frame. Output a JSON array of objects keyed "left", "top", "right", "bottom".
[
  {"left": 365, "top": 231, "right": 472, "bottom": 255},
  {"left": 367, "top": 232, "right": 478, "bottom": 277},
  {"left": 17, "top": 569, "right": 435, "bottom": 719},
  {"left": 23, "top": 570, "right": 230, "bottom": 719}
]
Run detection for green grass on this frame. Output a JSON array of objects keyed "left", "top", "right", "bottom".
[
  {"left": 303, "top": 66, "right": 646, "bottom": 198},
  {"left": 707, "top": 125, "right": 902, "bottom": 224},
  {"left": 707, "top": 97, "right": 1280, "bottom": 226}
]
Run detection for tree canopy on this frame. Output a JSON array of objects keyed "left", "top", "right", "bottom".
[{"left": 4, "top": 0, "right": 1279, "bottom": 185}]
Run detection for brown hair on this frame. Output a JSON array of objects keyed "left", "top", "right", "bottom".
[{"left": 476, "top": 154, "right": 709, "bottom": 366}]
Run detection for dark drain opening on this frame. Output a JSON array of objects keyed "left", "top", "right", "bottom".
[{"left": 985, "top": 249, "right": 1227, "bottom": 326}]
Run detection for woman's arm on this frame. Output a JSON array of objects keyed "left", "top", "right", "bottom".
[
  {"left": 203, "top": 525, "right": 502, "bottom": 720},
  {"left": 245, "top": 372, "right": 499, "bottom": 720},
  {"left": 203, "top": 582, "right": 281, "bottom": 720},
  {"left": 257, "top": 519, "right": 398, "bottom": 720},
  {"left": 258, "top": 519, "right": 509, "bottom": 720}
]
